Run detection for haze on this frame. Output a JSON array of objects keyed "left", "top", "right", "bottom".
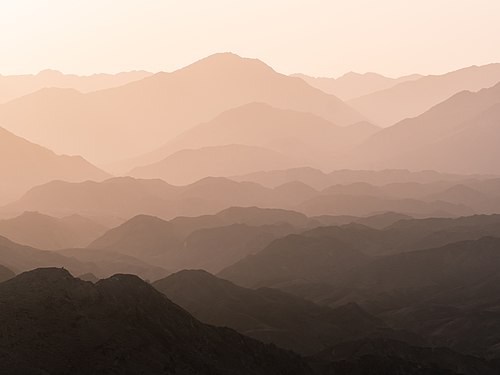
[
  {"left": 1, "top": 0, "right": 500, "bottom": 77},
  {"left": 2, "top": 2, "right": 500, "bottom": 374}
]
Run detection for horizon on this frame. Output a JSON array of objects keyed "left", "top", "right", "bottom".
[{"left": 1, "top": 0, "right": 500, "bottom": 77}]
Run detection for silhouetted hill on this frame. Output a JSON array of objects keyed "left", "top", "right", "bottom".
[
  {"left": 354, "top": 212, "right": 412, "bottom": 229},
  {"left": 349, "top": 63, "right": 500, "bottom": 126},
  {"left": 312, "top": 338, "right": 497, "bottom": 375},
  {"left": 0, "top": 126, "right": 110, "bottom": 204},
  {"left": 57, "top": 248, "right": 170, "bottom": 282},
  {"left": 0, "top": 69, "right": 152, "bottom": 103},
  {"left": 355, "top": 81, "right": 500, "bottom": 173},
  {"left": 0, "top": 268, "right": 312, "bottom": 374},
  {"left": 154, "top": 270, "right": 399, "bottom": 355},
  {"left": 232, "top": 167, "right": 480, "bottom": 189},
  {"left": 0, "top": 53, "right": 364, "bottom": 164},
  {"left": 219, "top": 234, "right": 369, "bottom": 288},
  {"left": 293, "top": 72, "right": 422, "bottom": 100},
  {"left": 0, "top": 264, "right": 15, "bottom": 283},
  {"left": 130, "top": 144, "right": 305, "bottom": 185},
  {"left": 0, "top": 211, "right": 107, "bottom": 249},
  {"left": 129, "top": 103, "right": 378, "bottom": 172},
  {"left": 88, "top": 207, "right": 306, "bottom": 271}
]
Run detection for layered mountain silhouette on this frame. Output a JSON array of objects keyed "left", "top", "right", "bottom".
[
  {"left": 350, "top": 81, "right": 500, "bottom": 174},
  {"left": 0, "top": 268, "right": 311, "bottom": 374},
  {"left": 9, "top": 173, "right": 500, "bottom": 221},
  {"left": 130, "top": 144, "right": 305, "bottom": 185},
  {"left": 0, "top": 126, "right": 109, "bottom": 204},
  {"left": 0, "top": 53, "right": 365, "bottom": 164},
  {"left": 0, "top": 234, "right": 168, "bottom": 280},
  {"left": 349, "top": 63, "right": 500, "bottom": 126},
  {"left": 232, "top": 167, "right": 481, "bottom": 189},
  {"left": 293, "top": 72, "right": 422, "bottom": 100},
  {"left": 126, "top": 103, "right": 379, "bottom": 174},
  {"left": 153, "top": 269, "right": 400, "bottom": 355},
  {"left": 0, "top": 69, "right": 151, "bottom": 104},
  {"left": 88, "top": 207, "right": 308, "bottom": 271},
  {"left": 0, "top": 211, "right": 107, "bottom": 249}
]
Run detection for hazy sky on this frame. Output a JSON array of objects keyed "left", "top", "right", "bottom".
[{"left": 1, "top": 0, "right": 499, "bottom": 77}]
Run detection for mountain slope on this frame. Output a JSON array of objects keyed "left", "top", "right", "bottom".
[
  {"left": 88, "top": 207, "right": 306, "bottom": 271},
  {"left": 0, "top": 211, "right": 107, "bottom": 249},
  {"left": 0, "top": 126, "right": 110, "bottom": 204},
  {"left": 219, "top": 234, "right": 369, "bottom": 288},
  {"left": 154, "top": 270, "right": 395, "bottom": 355},
  {"left": 349, "top": 63, "right": 500, "bottom": 126},
  {"left": 128, "top": 103, "right": 379, "bottom": 172},
  {"left": 0, "top": 265, "right": 15, "bottom": 283},
  {"left": 0, "top": 69, "right": 152, "bottom": 104},
  {"left": 0, "top": 53, "right": 365, "bottom": 164},
  {"left": 130, "top": 144, "right": 305, "bottom": 185},
  {"left": 293, "top": 72, "right": 422, "bottom": 100},
  {"left": 0, "top": 268, "right": 312, "bottom": 374},
  {"left": 352, "top": 81, "right": 500, "bottom": 173}
]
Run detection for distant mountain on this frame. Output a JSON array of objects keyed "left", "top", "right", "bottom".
[
  {"left": 0, "top": 268, "right": 311, "bottom": 374},
  {"left": 354, "top": 81, "right": 500, "bottom": 173},
  {"left": 0, "top": 126, "right": 110, "bottom": 204},
  {"left": 0, "top": 235, "right": 97, "bottom": 276},
  {"left": 313, "top": 338, "right": 497, "bottom": 375},
  {"left": 296, "top": 193, "right": 471, "bottom": 217},
  {"left": 130, "top": 144, "right": 305, "bottom": 185},
  {"left": 0, "top": 69, "right": 152, "bottom": 103},
  {"left": 0, "top": 211, "right": 107, "bottom": 249},
  {"left": 349, "top": 63, "right": 500, "bottom": 126},
  {"left": 219, "top": 234, "right": 369, "bottom": 288},
  {"left": 231, "top": 167, "right": 481, "bottom": 189},
  {"left": 57, "top": 248, "right": 170, "bottom": 282},
  {"left": 88, "top": 207, "right": 308, "bottom": 271},
  {"left": 293, "top": 72, "right": 422, "bottom": 100},
  {"left": 0, "top": 232, "right": 168, "bottom": 280},
  {"left": 0, "top": 53, "right": 365, "bottom": 164},
  {"left": 0, "top": 264, "right": 15, "bottom": 283},
  {"left": 126, "top": 103, "right": 379, "bottom": 173},
  {"left": 354, "top": 212, "right": 412, "bottom": 229},
  {"left": 154, "top": 270, "right": 396, "bottom": 355}
]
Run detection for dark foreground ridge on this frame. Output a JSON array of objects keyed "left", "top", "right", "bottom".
[{"left": 0, "top": 268, "right": 311, "bottom": 374}]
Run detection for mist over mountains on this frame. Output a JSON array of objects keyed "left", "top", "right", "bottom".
[{"left": 2, "top": 50, "right": 500, "bottom": 374}]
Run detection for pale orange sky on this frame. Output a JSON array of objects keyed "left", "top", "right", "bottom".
[{"left": 1, "top": 0, "right": 499, "bottom": 78}]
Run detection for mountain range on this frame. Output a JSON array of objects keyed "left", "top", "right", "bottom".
[
  {"left": 0, "top": 53, "right": 365, "bottom": 164},
  {"left": 0, "top": 126, "right": 109, "bottom": 204}
]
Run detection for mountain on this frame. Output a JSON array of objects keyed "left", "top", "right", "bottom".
[
  {"left": 295, "top": 194, "right": 471, "bottom": 217},
  {"left": 0, "top": 126, "right": 110, "bottom": 204},
  {"left": 130, "top": 144, "right": 305, "bottom": 185},
  {"left": 153, "top": 270, "right": 397, "bottom": 355},
  {"left": 0, "top": 235, "right": 97, "bottom": 276},
  {"left": 0, "top": 268, "right": 311, "bottom": 374},
  {"left": 353, "top": 82, "right": 500, "bottom": 173},
  {"left": 312, "top": 338, "right": 497, "bottom": 375},
  {"left": 126, "top": 103, "right": 379, "bottom": 173},
  {"left": 349, "top": 63, "right": 500, "bottom": 126},
  {"left": 293, "top": 72, "right": 422, "bottom": 100},
  {"left": 0, "top": 53, "right": 365, "bottom": 164},
  {"left": 57, "top": 248, "right": 170, "bottom": 282},
  {"left": 0, "top": 265, "right": 15, "bottom": 283},
  {"left": 0, "top": 211, "right": 107, "bottom": 249},
  {"left": 0, "top": 231, "right": 168, "bottom": 280},
  {"left": 218, "top": 234, "right": 369, "bottom": 288},
  {"left": 0, "top": 69, "right": 152, "bottom": 103},
  {"left": 354, "top": 212, "right": 412, "bottom": 229},
  {"left": 88, "top": 207, "right": 307, "bottom": 271},
  {"left": 231, "top": 167, "right": 480, "bottom": 189}
]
